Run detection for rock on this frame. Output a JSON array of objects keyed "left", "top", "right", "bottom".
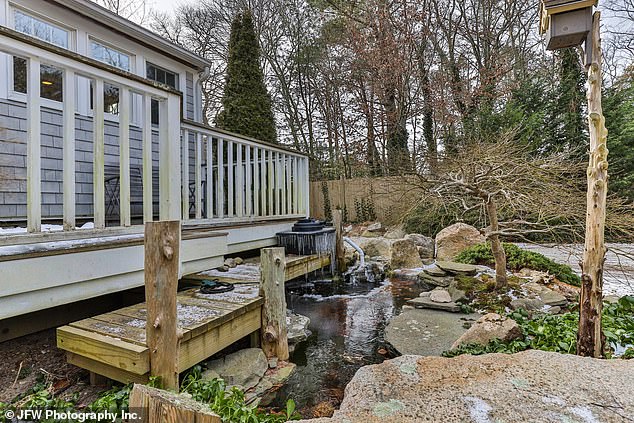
[
  {"left": 268, "top": 358, "right": 278, "bottom": 369},
  {"left": 203, "top": 348, "right": 268, "bottom": 390},
  {"left": 447, "top": 281, "right": 467, "bottom": 303},
  {"left": 344, "top": 225, "right": 353, "bottom": 234},
  {"left": 510, "top": 298, "right": 546, "bottom": 311},
  {"left": 385, "top": 309, "right": 480, "bottom": 356},
  {"left": 389, "top": 239, "right": 423, "bottom": 269},
  {"left": 287, "top": 312, "right": 311, "bottom": 345},
  {"left": 407, "top": 297, "right": 461, "bottom": 313},
  {"left": 435, "top": 223, "right": 485, "bottom": 260},
  {"left": 361, "top": 230, "right": 382, "bottom": 238},
  {"left": 366, "top": 222, "right": 383, "bottom": 232},
  {"left": 224, "top": 258, "right": 237, "bottom": 268},
  {"left": 405, "top": 234, "right": 435, "bottom": 259},
  {"left": 604, "top": 295, "right": 621, "bottom": 304},
  {"left": 546, "top": 306, "right": 561, "bottom": 314},
  {"left": 524, "top": 282, "right": 568, "bottom": 306},
  {"left": 451, "top": 313, "right": 522, "bottom": 350},
  {"left": 418, "top": 272, "right": 453, "bottom": 287},
  {"left": 435, "top": 261, "right": 478, "bottom": 276},
  {"left": 517, "top": 268, "right": 551, "bottom": 283},
  {"left": 419, "top": 291, "right": 431, "bottom": 298},
  {"left": 300, "top": 350, "right": 634, "bottom": 423},
  {"left": 250, "top": 362, "right": 297, "bottom": 407},
  {"left": 540, "top": 290, "right": 568, "bottom": 307},
  {"left": 352, "top": 237, "right": 393, "bottom": 258},
  {"left": 384, "top": 226, "right": 407, "bottom": 240},
  {"left": 423, "top": 265, "right": 447, "bottom": 277},
  {"left": 216, "top": 265, "right": 229, "bottom": 272},
  {"left": 234, "top": 257, "right": 244, "bottom": 265},
  {"left": 430, "top": 289, "right": 452, "bottom": 303}
]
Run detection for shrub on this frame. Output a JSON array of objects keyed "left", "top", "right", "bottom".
[
  {"left": 455, "top": 243, "right": 581, "bottom": 286},
  {"left": 444, "top": 296, "right": 634, "bottom": 358}
]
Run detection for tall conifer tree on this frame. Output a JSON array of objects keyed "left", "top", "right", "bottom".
[{"left": 216, "top": 10, "right": 277, "bottom": 143}]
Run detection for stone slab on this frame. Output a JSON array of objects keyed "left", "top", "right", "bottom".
[{"left": 407, "top": 297, "right": 461, "bottom": 313}]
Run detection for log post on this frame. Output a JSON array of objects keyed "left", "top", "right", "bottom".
[
  {"left": 259, "top": 247, "right": 289, "bottom": 360},
  {"left": 333, "top": 209, "right": 346, "bottom": 273},
  {"left": 577, "top": 11, "right": 608, "bottom": 358},
  {"left": 145, "top": 221, "right": 181, "bottom": 391},
  {"left": 129, "top": 384, "right": 221, "bottom": 423}
]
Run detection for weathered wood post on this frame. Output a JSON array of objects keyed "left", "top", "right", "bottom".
[
  {"left": 145, "top": 221, "right": 181, "bottom": 391},
  {"left": 332, "top": 209, "right": 346, "bottom": 273},
  {"left": 578, "top": 11, "right": 608, "bottom": 358},
  {"left": 259, "top": 247, "right": 289, "bottom": 360},
  {"left": 129, "top": 384, "right": 221, "bottom": 423}
]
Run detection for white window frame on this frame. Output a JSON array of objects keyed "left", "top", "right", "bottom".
[
  {"left": 5, "top": 4, "right": 77, "bottom": 110},
  {"left": 88, "top": 36, "right": 134, "bottom": 72},
  {"left": 80, "top": 35, "right": 142, "bottom": 125}
]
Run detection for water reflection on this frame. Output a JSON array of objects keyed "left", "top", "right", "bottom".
[{"left": 273, "top": 277, "right": 424, "bottom": 417}]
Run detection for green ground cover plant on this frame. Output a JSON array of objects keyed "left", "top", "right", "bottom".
[{"left": 455, "top": 243, "right": 581, "bottom": 286}]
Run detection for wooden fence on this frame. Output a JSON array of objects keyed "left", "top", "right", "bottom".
[{"left": 309, "top": 176, "right": 423, "bottom": 225}]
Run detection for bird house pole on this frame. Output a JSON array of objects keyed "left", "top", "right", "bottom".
[{"left": 577, "top": 11, "right": 608, "bottom": 358}]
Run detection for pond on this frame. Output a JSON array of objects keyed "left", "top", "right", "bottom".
[{"left": 270, "top": 274, "right": 425, "bottom": 417}]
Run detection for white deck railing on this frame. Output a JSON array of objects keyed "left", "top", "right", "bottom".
[
  {"left": 181, "top": 121, "right": 309, "bottom": 224},
  {"left": 0, "top": 28, "right": 309, "bottom": 238}
]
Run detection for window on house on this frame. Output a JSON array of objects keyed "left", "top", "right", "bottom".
[
  {"left": 11, "top": 10, "right": 69, "bottom": 102},
  {"left": 14, "top": 9, "right": 69, "bottom": 49},
  {"left": 90, "top": 82, "right": 120, "bottom": 115},
  {"left": 90, "top": 40, "right": 131, "bottom": 71},
  {"left": 146, "top": 63, "right": 178, "bottom": 124},
  {"left": 13, "top": 57, "right": 64, "bottom": 102}
]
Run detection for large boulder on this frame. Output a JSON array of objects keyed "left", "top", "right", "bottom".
[
  {"left": 203, "top": 348, "right": 268, "bottom": 390},
  {"left": 435, "top": 223, "right": 485, "bottom": 260},
  {"left": 451, "top": 313, "right": 522, "bottom": 350},
  {"left": 404, "top": 234, "right": 434, "bottom": 259},
  {"left": 389, "top": 239, "right": 423, "bottom": 269},
  {"left": 351, "top": 237, "right": 393, "bottom": 259},
  {"left": 298, "top": 350, "right": 634, "bottom": 422},
  {"left": 384, "top": 226, "right": 407, "bottom": 240}
]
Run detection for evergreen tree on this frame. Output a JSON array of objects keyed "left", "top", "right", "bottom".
[
  {"left": 216, "top": 10, "right": 277, "bottom": 143},
  {"left": 604, "top": 70, "right": 634, "bottom": 201},
  {"left": 553, "top": 48, "right": 587, "bottom": 154}
]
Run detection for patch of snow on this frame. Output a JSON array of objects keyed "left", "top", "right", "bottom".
[
  {"left": 569, "top": 405, "right": 599, "bottom": 423},
  {"left": 0, "top": 221, "right": 95, "bottom": 235},
  {"left": 463, "top": 396, "right": 493, "bottom": 423},
  {"left": 541, "top": 395, "right": 566, "bottom": 406}
]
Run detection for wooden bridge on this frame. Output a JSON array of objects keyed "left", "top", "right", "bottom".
[
  {"left": 56, "top": 252, "right": 329, "bottom": 385},
  {"left": 0, "top": 26, "right": 311, "bottom": 337}
]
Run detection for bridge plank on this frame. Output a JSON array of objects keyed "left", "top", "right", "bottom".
[{"left": 57, "top": 325, "right": 149, "bottom": 375}]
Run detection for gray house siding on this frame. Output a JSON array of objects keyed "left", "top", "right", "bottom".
[
  {"left": 0, "top": 98, "right": 164, "bottom": 224},
  {"left": 186, "top": 72, "right": 194, "bottom": 121}
]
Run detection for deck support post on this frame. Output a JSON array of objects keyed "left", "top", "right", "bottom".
[
  {"left": 145, "top": 221, "right": 181, "bottom": 391},
  {"left": 333, "top": 209, "right": 346, "bottom": 274},
  {"left": 259, "top": 247, "right": 289, "bottom": 360}
]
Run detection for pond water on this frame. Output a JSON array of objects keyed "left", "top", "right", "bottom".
[{"left": 270, "top": 275, "right": 425, "bottom": 417}]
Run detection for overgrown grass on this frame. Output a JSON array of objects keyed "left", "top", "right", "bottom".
[
  {"left": 455, "top": 243, "right": 581, "bottom": 286},
  {"left": 444, "top": 296, "right": 634, "bottom": 358},
  {"left": 1, "top": 368, "right": 299, "bottom": 423}
]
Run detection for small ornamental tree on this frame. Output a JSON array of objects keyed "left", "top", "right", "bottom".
[{"left": 216, "top": 10, "right": 277, "bottom": 143}]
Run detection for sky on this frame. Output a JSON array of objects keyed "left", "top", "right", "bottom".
[{"left": 148, "top": 0, "right": 191, "bottom": 14}]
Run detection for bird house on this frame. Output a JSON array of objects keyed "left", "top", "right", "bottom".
[{"left": 540, "top": 0, "right": 597, "bottom": 50}]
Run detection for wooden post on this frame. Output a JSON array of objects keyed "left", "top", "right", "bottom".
[
  {"left": 129, "top": 384, "right": 221, "bottom": 423},
  {"left": 259, "top": 247, "right": 289, "bottom": 360},
  {"left": 145, "top": 221, "right": 181, "bottom": 391},
  {"left": 577, "top": 11, "right": 608, "bottom": 358},
  {"left": 333, "top": 209, "right": 346, "bottom": 273}
]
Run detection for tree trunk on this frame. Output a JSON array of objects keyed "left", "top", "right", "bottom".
[
  {"left": 577, "top": 12, "right": 608, "bottom": 358},
  {"left": 485, "top": 198, "right": 507, "bottom": 289}
]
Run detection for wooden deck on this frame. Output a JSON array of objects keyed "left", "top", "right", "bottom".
[
  {"left": 56, "top": 254, "right": 330, "bottom": 384},
  {"left": 57, "top": 285, "right": 263, "bottom": 384}
]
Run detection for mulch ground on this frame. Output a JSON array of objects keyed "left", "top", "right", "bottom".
[{"left": 0, "top": 329, "right": 105, "bottom": 406}]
